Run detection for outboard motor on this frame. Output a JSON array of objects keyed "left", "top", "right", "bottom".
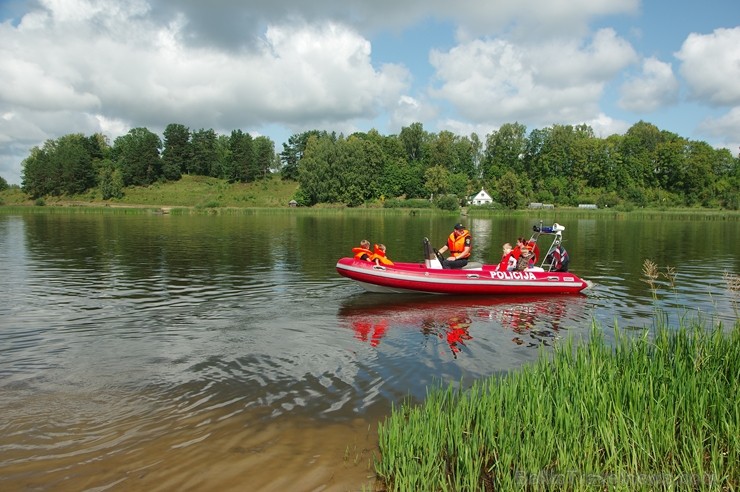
[{"left": 423, "top": 237, "right": 444, "bottom": 269}]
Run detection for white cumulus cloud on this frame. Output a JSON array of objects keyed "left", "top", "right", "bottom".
[
  {"left": 428, "top": 28, "right": 637, "bottom": 128},
  {"left": 618, "top": 57, "right": 679, "bottom": 112},
  {"left": 675, "top": 26, "right": 740, "bottom": 106}
]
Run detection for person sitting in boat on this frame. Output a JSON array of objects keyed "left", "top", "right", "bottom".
[
  {"left": 496, "top": 243, "right": 516, "bottom": 271},
  {"left": 371, "top": 243, "right": 394, "bottom": 266},
  {"left": 546, "top": 244, "right": 570, "bottom": 272},
  {"left": 438, "top": 223, "right": 471, "bottom": 269},
  {"left": 513, "top": 236, "right": 540, "bottom": 264},
  {"left": 352, "top": 239, "right": 373, "bottom": 261},
  {"left": 515, "top": 244, "right": 536, "bottom": 271}
]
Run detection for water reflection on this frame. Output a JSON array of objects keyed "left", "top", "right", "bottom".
[
  {"left": 420, "top": 314, "right": 473, "bottom": 358},
  {"left": 337, "top": 294, "right": 589, "bottom": 357}
]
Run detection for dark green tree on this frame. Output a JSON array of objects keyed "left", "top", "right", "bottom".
[
  {"left": 482, "top": 122, "right": 527, "bottom": 180},
  {"left": 98, "top": 159, "right": 124, "bottom": 199},
  {"left": 424, "top": 165, "right": 451, "bottom": 198},
  {"left": 619, "top": 121, "right": 662, "bottom": 188},
  {"left": 112, "top": 128, "right": 162, "bottom": 186},
  {"left": 56, "top": 134, "right": 96, "bottom": 194},
  {"left": 427, "top": 131, "right": 458, "bottom": 172},
  {"left": 398, "top": 122, "right": 429, "bottom": 164},
  {"left": 683, "top": 140, "right": 716, "bottom": 205},
  {"left": 298, "top": 133, "right": 341, "bottom": 205},
  {"left": 214, "top": 134, "right": 231, "bottom": 178},
  {"left": 252, "top": 136, "right": 275, "bottom": 180},
  {"left": 654, "top": 134, "right": 687, "bottom": 193},
  {"left": 280, "top": 130, "right": 323, "bottom": 181},
  {"left": 161, "top": 123, "right": 191, "bottom": 180},
  {"left": 340, "top": 134, "right": 385, "bottom": 205},
  {"left": 191, "top": 129, "right": 219, "bottom": 177},
  {"left": 21, "top": 145, "right": 54, "bottom": 198},
  {"left": 21, "top": 134, "right": 96, "bottom": 197},
  {"left": 380, "top": 158, "right": 425, "bottom": 199},
  {"left": 224, "top": 130, "right": 253, "bottom": 183},
  {"left": 495, "top": 170, "right": 529, "bottom": 209},
  {"left": 451, "top": 134, "right": 478, "bottom": 179}
]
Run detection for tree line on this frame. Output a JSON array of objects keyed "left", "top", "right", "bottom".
[
  {"left": 19, "top": 120, "right": 740, "bottom": 209},
  {"left": 21, "top": 124, "right": 278, "bottom": 200},
  {"left": 286, "top": 122, "right": 739, "bottom": 209}
]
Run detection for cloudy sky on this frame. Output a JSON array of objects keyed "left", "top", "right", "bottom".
[{"left": 1, "top": 0, "right": 739, "bottom": 185}]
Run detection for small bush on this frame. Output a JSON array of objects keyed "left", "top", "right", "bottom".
[
  {"left": 434, "top": 194, "right": 460, "bottom": 211},
  {"left": 383, "top": 198, "right": 433, "bottom": 209},
  {"left": 596, "top": 191, "right": 621, "bottom": 209},
  {"left": 196, "top": 200, "right": 221, "bottom": 209}
]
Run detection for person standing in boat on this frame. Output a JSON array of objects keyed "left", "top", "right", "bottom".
[
  {"left": 352, "top": 239, "right": 373, "bottom": 261},
  {"left": 438, "top": 223, "right": 471, "bottom": 269}
]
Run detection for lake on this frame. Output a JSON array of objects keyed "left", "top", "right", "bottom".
[{"left": 0, "top": 211, "right": 737, "bottom": 491}]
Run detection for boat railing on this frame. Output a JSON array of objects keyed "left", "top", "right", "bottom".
[{"left": 531, "top": 222, "right": 565, "bottom": 272}]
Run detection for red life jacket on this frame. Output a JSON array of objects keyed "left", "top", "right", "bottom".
[
  {"left": 528, "top": 241, "right": 540, "bottom": 264},
  {"left": 497, "top": 252, "right": 513, "bottom": 271}
]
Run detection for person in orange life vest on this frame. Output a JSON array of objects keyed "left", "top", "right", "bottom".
[
  {"left": 352, "top": 239, "right": 373, "bottom": 261},
  {"left": 515, "top": 244, "right": 536, "bottom": 271},
  {"left": 438, "top": 223, "right": 471, "bottom": 269},
  {"left": 371, "top": 243, "right": 394, "bottom": 266},
  {"left": 496, "top": 243, "right": 516, "bottom": 271}
]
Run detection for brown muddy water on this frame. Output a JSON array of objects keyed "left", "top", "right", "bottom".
[{"left": 1, "top": 212, "right": 737, "bottom": 490}]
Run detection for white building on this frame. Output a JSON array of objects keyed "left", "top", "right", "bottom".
[{"left": 469, "top": 189, "right": 493, "bottom": 205}]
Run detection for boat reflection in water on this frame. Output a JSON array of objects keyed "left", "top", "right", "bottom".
[{"left": 337, "top": 293, "right": 589, "bottom": 358}]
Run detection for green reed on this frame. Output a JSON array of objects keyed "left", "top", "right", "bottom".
[{"left": 375, "top": 320, "right": 740, "bottom": 491}]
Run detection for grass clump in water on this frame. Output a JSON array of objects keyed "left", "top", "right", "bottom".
[{"left": 375, "top": 321, "right": 739, "bottom": 491}]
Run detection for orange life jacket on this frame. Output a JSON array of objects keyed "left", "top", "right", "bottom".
[
  {"left": 352, "top": 247, "right": 373, "bottom": 261},
  {"left": 371, "top": 244, "right": 394, "bottom": 265},
  {"left": 447, "top": 230, "right": 471, "bottom": 259}
]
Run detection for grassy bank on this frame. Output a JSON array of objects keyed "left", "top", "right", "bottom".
[
  {"left": 375, "top": 321, "right": 740, "bottom": 491},
  {"left": 466, "top": 207, "right": 740, "bottom": 221},
  {"left": 2, "top": 177, "right": 738, "bottom": 219},
  {"left": 0, "top": 174, "right": 300, "bottom": 209}
]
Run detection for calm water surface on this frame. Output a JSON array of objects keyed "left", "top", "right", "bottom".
[{"left": 0, "top": 212, "right": 737, "bottom": 491}]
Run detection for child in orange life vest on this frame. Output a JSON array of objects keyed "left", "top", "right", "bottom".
[
  {"left": 352, "top": 239, "right": 373, "bottom": 261},
  {"left": 371, "top": 244, "right": 394, "bottom": 266}
]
